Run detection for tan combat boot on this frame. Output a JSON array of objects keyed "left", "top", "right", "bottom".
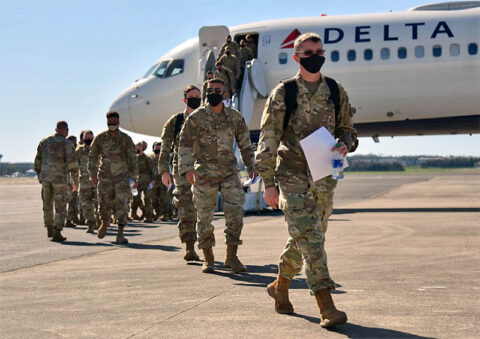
[
  {"left": 184, "top": 240, "right": 200, "bottom": 261},
  {"left": 97, "top": 219, "right": 110, "bottom": 239},
  {"left": 46, "top": 225, "right": 53, "bottom": 238},
  {"left": 315, "top": 289, "right": 347, "bottom": 328},
  {"left": 224, "top": 244, "right": 247, "bottom": 273},
  {"left": 267, "top": 273, "right": 294, "bottom": 314},
  {"left": 51, "top": 229, "right": 67, "bottom": 242},
  {"left": 115, "top": 224, "right": 128, "bottom": 244},
  {"left": 202, "top": 247, "right": 215, "bottom": 273}
]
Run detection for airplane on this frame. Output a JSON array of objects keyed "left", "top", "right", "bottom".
[{"left": 109, "top": 1, "right": 480, "bottom": 143}]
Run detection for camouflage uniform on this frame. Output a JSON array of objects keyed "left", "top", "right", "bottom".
[
  {"left": 159, "top": 110, "right": 197, "bottom": 242},
  {"left": 255, "top": 73, "right": 357, "bottom": 294},
  {"left": 66, "top": 187, "right": 79, "bottom": 225},
  {"left": 218, "top": 54, "right": 241, "bottom": 80},
  {"left": 34, "top": 134, "right": 79, "bottom": 232},
  {"left": 246, "top": 40, "right": 257, "bottom": 57},
  {"left": 88, "top": 130, "right": 138, "bottom": 226},
  {"left": 238, "top": 45, "right": 254, "bottom": 66},
  {"left": 77, "top": 143, "right": 99, "bottom": 229},
  {"left": 219, "top": 40, "right": 240, "bottom": 59},
  {"left": 131, "top": 153, "right": 155, "bottom": 221},
  {"left": 214, "top": 68, "right": 235, "bottom": 97},
  {"left": 178, "top": 105, "right": 254, "bottom": 249},
  {"left": 149, "top": 152, "right": 162, "bottom": 218}
]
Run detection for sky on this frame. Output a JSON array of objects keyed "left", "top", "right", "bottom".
[{"left": 0, "top": 0, "right": 479, "bottom": 162}]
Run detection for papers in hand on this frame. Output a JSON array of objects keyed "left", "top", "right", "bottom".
[
  {"left": 242, "top": 175, "right": 260, "bottom": 187},
  {"left": 299, "top": 127, "right": 348, "bottom": 181}
]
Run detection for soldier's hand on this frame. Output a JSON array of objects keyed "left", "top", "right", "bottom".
[
  {"left": 132, "top": 179, "right": 138, "bottom": 189},
  {"left": 331, "top": 141, "right": 348, "bottom": 157},
  {"left": 186, "top": 170, "right": 199, "bottom": 186},
  {"left": 161, "top": 171, "right": 172, "bottom": 188},
  {"left": 72, "top": 183, "right": 78, "bottom": 192},
  {"left": 90, "top": 176, "right": 97, "bottom": 187},
  {"left": 264, "top": 186, "right": 279, "bottom": 209}
]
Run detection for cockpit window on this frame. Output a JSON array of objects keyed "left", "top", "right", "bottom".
[
  {"left": 155, "top": 60, "right": 170, "bottom": 77},
  {"left": 143, "top": 62, "right": 159, "bottom": 78},
  {"left": 165, "top": 59, "right": 184, "bottom": 77}
]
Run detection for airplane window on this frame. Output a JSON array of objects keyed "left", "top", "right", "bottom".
[
  {"left": 415, "top": 46, "right": 424, "bottom": 58},
  {"left": 364, "top": 49, "right": 373, "bottom": 61},
  {"left": 433, "top": 45, "right": 442, "bottom": 57},
  {"left": 449, "top": 44, "right": 460, "bottom": 56},
  {"left": 468, "top": 43, "right": 478, "bottom": 55},
  {"left": 381, "top": 48, "right": 390, "bottom": 60},
  {"left": 398, "top": 47, "right": 407, "bottom": 59},
  {"left": 155, "top": 60, "right": 170, "bottom": 77},
  {"left": 347, "top": 50, "right": 356, "bottom": 62},
  {"left": 331, "top": 50, "right": 339, "bottom": 62},
  {"left": 279, "top": 53, "right": 288, "bottom": 64},
  {"left": 165, "top": 59, "right": 184, "bottom": 77},
  {"left": 143, "top": 62, "right": 159, "bottom": 78}
]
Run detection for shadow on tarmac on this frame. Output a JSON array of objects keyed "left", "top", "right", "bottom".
[
  {"left": 328, "top": 323, "right": 435, "bottom": 338},
  {"left": 126, "top": 243, "right": 180, "bottom": 251},
  {"left": 59, "top": 241, "right": 114, "bottom": 247},
  {"left": 334, "top": 207, "right": 480, "bottom": 214}
]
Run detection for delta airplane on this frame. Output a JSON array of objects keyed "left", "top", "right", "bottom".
[{"left": 109, "top": 1, "right": 480, "bottom": 142}]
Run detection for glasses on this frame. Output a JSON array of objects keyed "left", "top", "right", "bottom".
[
  {"left": 206, "top": 88, "right": 223, "bottom": 94},
  {"left": 296, "top": 49, "right": 325, "bottom": 57}
]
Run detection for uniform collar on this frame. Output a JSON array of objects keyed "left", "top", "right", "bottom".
[{"left": 295, "top": 73, "right": 329, "bottom": 96}]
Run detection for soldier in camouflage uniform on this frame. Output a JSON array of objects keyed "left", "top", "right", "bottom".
[
  {"left": 88, "top": 111, "right": 138, "bottom": 244},
  {"left": 255, "top": 33, "right": 357, "bottom": 328},
  {"left": 245, "top": 34, "right": 257, "bottom": 58},
  {"left": 178, "top": 79, "right": 255, "bottom": 274},
  {"left": 218, "top": 34, "right": 240, "bottom": 60},
  {"left": 159, "top": 85, "right": 202, "bottom": 262},
  {"left": 214, "top": 61, "right": 235, "bottom": 99},
  {"left": 77, "top": 130, "right": 99, "bottom": 233},
  {"left": 218, "top": 46, "right": 241, "bottom": 83},
  {"left": 34, "top": 121, "right": 79, "bottom": 242},
  {"left": 149, "top": 141, "right": 162, "bottom": 219},
  {"left": 65, "top": 135, "right": 79, "bottom": 227},
  {"left": 131, "top": 142, "right": 156, "bottom": 223}
]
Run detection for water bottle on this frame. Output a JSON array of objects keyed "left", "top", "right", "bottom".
[
  {"left": 129, "top": 178, "right": 138, "bottom": 196},
  {"left": 147, "top": 182, "right": 153, "bottom": 190},
  {"left": 332, "top": 151, "right": 344, "bottom": 180}
]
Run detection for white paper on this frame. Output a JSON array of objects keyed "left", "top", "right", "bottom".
[
  {"left": 242, "top": 175, "right": 260, "bottom": 187},
  {"left": 299, "top": 127, "right": 348, "bottom": 181}
]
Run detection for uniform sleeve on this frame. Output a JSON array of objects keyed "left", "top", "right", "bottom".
[
  {"left": 227, "top": 68, "right": 236, "bottom": 91},
  {"left": 88, "top": 136, "right": 100, "bottom": 179},
  {"left": 159, "top": 116, "right": 176, "bottom": 174},
  {"left": 148, "top": 155, "right": 156, "bottom": 180},
  {"left": 202, "top": 81, "right": 208, "bottom": 102},
  {"left": 66, "top": 144, "right": 79, "bottom": 186},
  {"left": 125, "top": 135, "right": 139, "bottom": 180},
  {"left": 178, "top": 114, "right": 196, "bottom": 176},
  {"left": 234, "top": 112, "right": 255, "bottom": 176},
  {"left": 34, "top": 140, "right": 43, "bottom": 179},
  {"left": 254, "top": 85, "right": 286, "bottom": 188},
  {"left": 334, "top": 83, "right": 358, "bottom": 151}
]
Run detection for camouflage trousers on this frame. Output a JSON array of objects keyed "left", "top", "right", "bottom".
[
  {"left": 192, "top": 173, "right": 245, "bottom": 249},
  {"left": 67, "top": 190, "right": 79, "bottom": 223},
  {"left": 131, "top": 180, "right": 153, "bottom": 220},
  {"left": 277, "top": 176, "right": 337, "bottom": 294},
  {"left": 173, "top": 174, "right": 197, "bottom": 243},
  {"left": 79, "top": 180, "right": 98, "bottom": 227},
  {"left": 42, "top": 182, "right": 70, "bottom": 230},
  {"left": 97, "top": 177, "right": 130, "bottom": 225},
  {"left": 152, "top": 180, "right": 173, "bottom": 218}
]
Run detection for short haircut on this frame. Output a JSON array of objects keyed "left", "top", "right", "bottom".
[
  {"left": 141, "top": 141, "right": 147, "bottom": 150},
  {"left": 207, "top": 78, "right": 225, "bottom": 86},
  {"left": 183, "top": 85, "right": 200, "bottom": 98},
  {"left": 56, "top": 121, "right": 68, "bottom": 130},
  {"left": 294, "top": 32, "right": 322, "bottom": 54},
  {"left": 67, "top": 135, "right": 77, "bottom": 141},
  {"left": 152, "top": 141, "right": 161, "bottom": 150},
  {"left": 135, "top": 142, "right": 143, "bottom": 147},
  {"left": 82, "top": 130, "right": 93, "bottom": 138},
  {"left": 106, "top": 111, "right": 120, "bottom": 119},
  {"left": 226, "top": 35, "right": 231, "bottom": 39}
]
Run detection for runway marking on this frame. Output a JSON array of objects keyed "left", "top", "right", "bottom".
[{"left": 417, "top": 286, "right": 446, "bottom": 291}]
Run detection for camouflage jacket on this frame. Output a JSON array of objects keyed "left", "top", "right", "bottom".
[
  {"left": 238, "top": 46, "right": 254, "bottom": 67},
  {"left": 219, "top": 41, "right": 240, "bottom": 59},
  {"left": 218, "top": 54, "right": 240, "bottom": 79},
  {"left": 76, "top": 144, "right": 93, "bottom": 185},
  {"left": 201, "top": 80, "right": 209, "bottom": 102},
  {"left": 255, "top": 73, "right": 357, "bottom": 188},
  {"left": 88, "top": 129, "right": 138, "bottom": 181},
  {"left": 159, "top": 110, "right": 189, "bottom": 176},
  {"left": 214, "top": 68, "right": 235, "bottom": 95},
  {"left": 149, "top": 153, "right": 162, "bottom": 182},
  {"left": 178, "top": 105, "right": 255, "bottom": 179},
  {"left": 137, "top": 153, "right": 155, "bottom": 184},
  {"left": 34, "top": 133, "right": 79, "bottom": 185}
]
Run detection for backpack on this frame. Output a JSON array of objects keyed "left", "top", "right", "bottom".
[{"left": 173, "top": 112, "right": 185, "bottom": 139}]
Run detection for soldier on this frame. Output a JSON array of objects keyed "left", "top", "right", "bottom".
[
  {"left": 65, "top": 135, "right": 79, "bottom": 227},
  {"left": 237, "top": 39, "right": 255, "bottom": 91},
  {"left": 245, "top": 34, "right": 257, "bottom": 57},
  {"left": 178, "top": 79, "right": 255, "bottom": 274},
  {"left": 34, "top": 121, "right": 79, "bottom": 242},
  {"left": 149, "top": 141, "right": 162, "bottom": 219},
  {"left": 159, "top": 85, "right": 202, "bottom": 262},
  {"left": 214, "top": 62, "right": 235, "bottom": 99},
  {"left": 77, "top": 130, "right": 99, "bottom": 233},
  {"left": 131, "top": 142, "right": 156, "bottom": 223},
  {"left": 218, "top": 46, "right": 241, "bottom": 83},
  {"left": 218, "top": 34, "right": 240, "bottom": 59},
  {"left": 201, "top": 70, "right": 214, "bottom": 103},
  {"left": 255, "top": 33, "right": 357, "bottom": 328},
  {"left": 88, "top": 111, "right": 138, "bottom": 244}
]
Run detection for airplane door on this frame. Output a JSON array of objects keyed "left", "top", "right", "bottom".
[{"left": 198, "top": 25, "right": 229, "bottom": 59}]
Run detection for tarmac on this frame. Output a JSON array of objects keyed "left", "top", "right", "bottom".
[{"left": 0, "top": 172, "right": 479, "bottom": 338}]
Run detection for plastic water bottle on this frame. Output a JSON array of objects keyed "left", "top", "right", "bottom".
[
  {"left": 147, "top": 182, "right": 153, "bottom": 190},
  {"left": 332, "top": 152, "right": 344, "bottom": 180},
  {"left": 129, "top": 178, "right": 138, "bottom": 196}
]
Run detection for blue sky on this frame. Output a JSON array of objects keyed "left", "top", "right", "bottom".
[{"left": 1, "top": 0, "right": 479, "bottom": 162}]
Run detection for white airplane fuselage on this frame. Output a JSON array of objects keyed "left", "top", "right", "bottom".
[{"left": 110, "top": 4, "right": 480, "bottom": 138}]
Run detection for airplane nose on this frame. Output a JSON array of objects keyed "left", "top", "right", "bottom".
[{"left": 109, "top": 88, "right": 134, "bottom": 130}]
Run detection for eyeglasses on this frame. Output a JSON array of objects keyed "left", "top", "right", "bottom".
[
  {"left": 206, "top": 88, "right": 223, "bottom": 94},
  {"left": 296, "top": 49, "right": 325, "bottom": 57}
]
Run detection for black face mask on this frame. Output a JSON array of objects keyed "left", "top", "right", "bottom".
[
  {"left": 154, "top": 149, "right": 160, "bottom": 154},
  {"left": 299, "top": 54, "right": 325, "bottom": 74},
  {"left": 207, "top": 93, "right": 223, "bottom": 106},
  {"left": 84, "top": 139, "right": 93, "bottom": 146},
  {"left": 187, "top": 97, "right": 201, "bottom": 109},
  {"left": 240, "top": 44, "right": 245, "bottom": 48},
  {"left": 136, "top": 149, "right": 140, "bottom": 154},
  {"left": 226, "top": 51, "right": 231, "bottom": 55}
]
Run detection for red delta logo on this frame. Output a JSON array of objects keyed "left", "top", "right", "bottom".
[{"left": 280, "top": 29, "right": 302, "bottom": 49}]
